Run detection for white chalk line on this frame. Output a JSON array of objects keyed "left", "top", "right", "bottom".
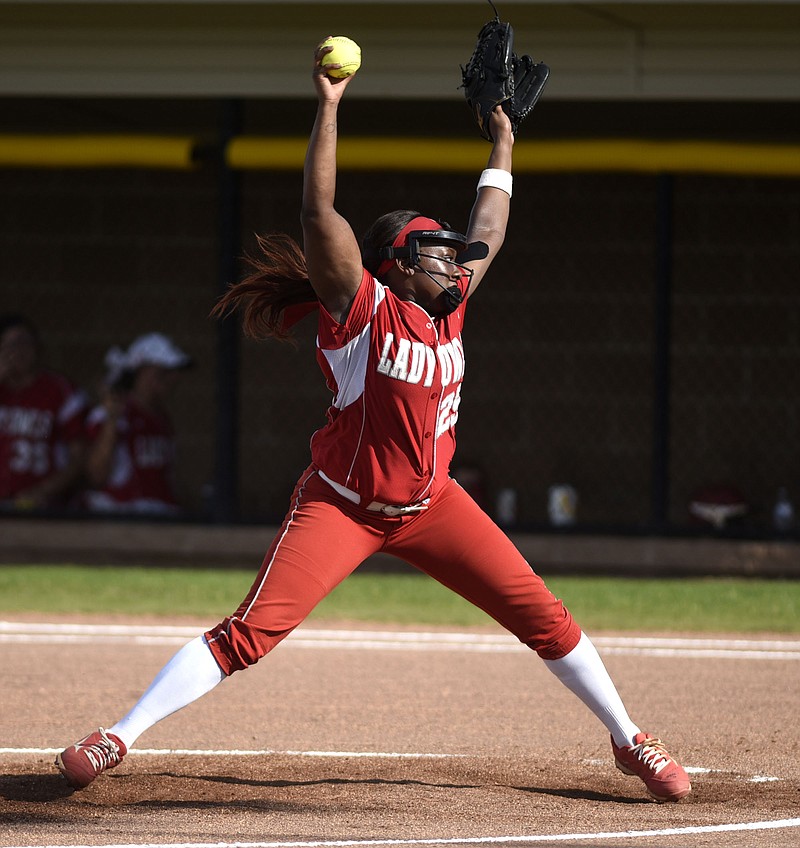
[
  {"left": 2, "top": 740, "right": 792, "bottom": 845},
  {"left": 2, "top": 622, "right": 799, "bottom": 659},
  {"left": 3, "top": 625, "right": 795, "bottom": 846},
  {"left": 2, "top": 817, "right": 800, "bottom": 848},
  {"left": 0, "top": 747, "right": 459, "bottom": 759}
]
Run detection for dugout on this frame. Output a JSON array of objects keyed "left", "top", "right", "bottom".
[{"left": 1, "top": 1, "right": 799, "bottom": 540}]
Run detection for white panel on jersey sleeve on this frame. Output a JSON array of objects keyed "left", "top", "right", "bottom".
[
  {"left": 58, "top": 388, "right": 87, "bottom": 423},
  {"left": 322, "top": 284, "right": 385, "bottom": 410}
]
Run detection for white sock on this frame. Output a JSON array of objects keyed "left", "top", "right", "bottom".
[
  {"left": 108, "top": 635, "right": 225, "bottom": 750},
  {"left": 543, "top": 631, "right": 641, "bottom": 748}
]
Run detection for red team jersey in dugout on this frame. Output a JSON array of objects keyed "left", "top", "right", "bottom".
[
  {"left": 0, "top": 370, "right": 86, "bottom": 501},
  {"left": 84, "top": 397, "right": 179, "bottom": 513},
  {"left": 312, "top": 269, "right": 467, "bottom": 507}
]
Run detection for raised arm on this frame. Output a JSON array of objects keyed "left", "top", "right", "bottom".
[
  {"left": 300, "top": 40, "right": 364, "bottom": 323},
  {"left": 463, "top": 107, "right": 515, "bottom": 298}
]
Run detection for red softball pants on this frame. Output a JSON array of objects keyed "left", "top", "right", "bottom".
[{"left": 206, "top": 466, "right": 581, "bottom": 675}]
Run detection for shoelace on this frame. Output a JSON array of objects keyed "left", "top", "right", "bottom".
[
  {"left": 82, "top": 729, "right": 122, "bottom": 771},
  {"left": 628, "top": 736, "right": 672, "bottom": 775}
]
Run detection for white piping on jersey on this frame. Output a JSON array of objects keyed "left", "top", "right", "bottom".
[
  {"left": 230, "top": 466, "right": 317, "bottom": 627},
  {"left": 416, "top": 391, "right": 439, "bottom": 504},
  {"left": 345, "top": 396, "right": 368, "bottom": 489}
]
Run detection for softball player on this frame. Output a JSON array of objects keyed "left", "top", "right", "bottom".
[
  {"left": 83, "top": 333, "right": 191, "bottom": 515},
  {"left": 56, "top": 41, "right": 690, "bottom": 803},
  {"left": 0, "top": 313, "right": 87, "bottom": 509}
]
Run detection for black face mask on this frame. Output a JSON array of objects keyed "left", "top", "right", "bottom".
[
  {"left": 442, "top": 285, "right": 464, "bottom": 314},
  {"left": 409, "top": 253, "right": 469, "bottom": 314}
]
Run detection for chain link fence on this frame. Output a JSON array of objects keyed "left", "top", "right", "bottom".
[{"left": 2, "top": 151, "right": 798, "bottom": 537}]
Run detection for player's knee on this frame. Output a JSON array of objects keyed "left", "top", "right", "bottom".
[
  {"left": 205, "top": 617, "right": 287, "bottom": 674},
  {"left": 525, "top": 613, "right": 582, "bottom": 660}
]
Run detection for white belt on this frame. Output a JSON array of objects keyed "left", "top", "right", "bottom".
[
  {"left": 365, "top": 500, "right": 430, "bottom": 517},
  {"left": 317, "top": 470, "right": 429, "bottom": 516}
]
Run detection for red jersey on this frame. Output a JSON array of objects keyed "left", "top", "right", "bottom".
[
  {"left": 84, "top": 396, "right": 179, "bottom": 515},
  {"left": 0, "top": 369, "right": 86, "bottom": 501},
  {"left": 311, "top": 268, "right": 467, "bottom": 507}
]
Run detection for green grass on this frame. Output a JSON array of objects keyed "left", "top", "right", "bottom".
[{"left": 0, "top": 564, "right": 798, "bottom": 633}]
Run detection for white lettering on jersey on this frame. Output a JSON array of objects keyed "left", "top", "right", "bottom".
[
  {"left": 377, "top": 333, "right": 462, "bottom": 390},
  {"left": 134, "top": 435, "right": 173, "bottom": 468},
  {"left": 0, "top": 406, "right": 54, "bottom": 439},
  {"left": 376, "top": 333, "right": 395, "bottom": 376},
  {"left": 422, "top": 346, "right": 436, "bottom": 387},
  {"left": 407, "top": 342, "right": 427, "bottom": 384},
  {"left": 8, "top": 439, "right": 50, "bottom": 475},
  {"left": 389, "top": 338, "right": 411, "bottom": 381},
  {"left": 438, "top": 346, "right": 453, "bottom": 387},
  {"left": 437, "top": 385, "right": 462, "bottom": 437}
]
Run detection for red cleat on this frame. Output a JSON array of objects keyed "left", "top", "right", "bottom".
[
  {"left": 611, "top": 732, "right": 691, "bottom": 802},
  {"left": 55, "top": 727, "right": 127, "bottom": 789}
]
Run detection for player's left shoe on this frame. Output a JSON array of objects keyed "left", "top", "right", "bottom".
[
  {"left": 55, "top": 727, "right": 127, "bottom": 789},
  {"left": 611, "top": 732, "right": 691, "bottom": 802}
]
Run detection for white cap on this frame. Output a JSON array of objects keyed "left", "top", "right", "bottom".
[
  {"left": 104, "top": 332, "right": 192, "bottom": 385},
  {"left": 125, "top": 333, "right": 193, "bottom": 370}
]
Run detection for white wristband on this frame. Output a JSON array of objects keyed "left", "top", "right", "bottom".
[{"left": 477, "top": 168, "right": 513, "bottom": 198}]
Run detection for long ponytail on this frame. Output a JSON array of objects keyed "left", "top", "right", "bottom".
[{"left": 210, "top": 233, "right": 317, "bottom": 342}]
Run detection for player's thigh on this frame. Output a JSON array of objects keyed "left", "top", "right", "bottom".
[
  {"left": 388, "top": 481, "right": 576, "bottom": 650},
  {"left": 237, "top": 480, "right": 383, "bottom": 622},
  {"left": 207, "top": 472, "right": 383, "bottom": 671},
  {"left": 390, "top": 480, "right": 530, "bottom": 588}
]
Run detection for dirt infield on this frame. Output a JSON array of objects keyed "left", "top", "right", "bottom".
[{"left": 2, "top": 615, "right": 799, "bottom": 848}]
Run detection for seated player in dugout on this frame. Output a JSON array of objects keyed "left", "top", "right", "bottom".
[
  {"left": 82, "top": 332, "right": 193, "bottom": 516},
  {"left": 55, "top": 38, "right": 691, "bottom": 803},
  {"left": 0, "top": 313, "right": 88, "bottom": 511}
]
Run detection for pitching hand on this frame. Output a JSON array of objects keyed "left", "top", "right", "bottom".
[{"left": 313, "top": 38, "right": 357, "bottom": 103}]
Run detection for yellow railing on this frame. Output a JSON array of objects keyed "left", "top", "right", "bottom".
[
  {"left": 2, "top": 135, "right": 799, "bottom": 177},
  {"left": 229, "top": 137, "right": 800, "bottom": 177},
  {"left": 0, "top": 135, "right": 197, "bottom": 169}
]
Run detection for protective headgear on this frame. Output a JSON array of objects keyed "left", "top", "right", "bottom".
[{"left": 375, "top": 216, "right": 489, "bottom": 312}]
